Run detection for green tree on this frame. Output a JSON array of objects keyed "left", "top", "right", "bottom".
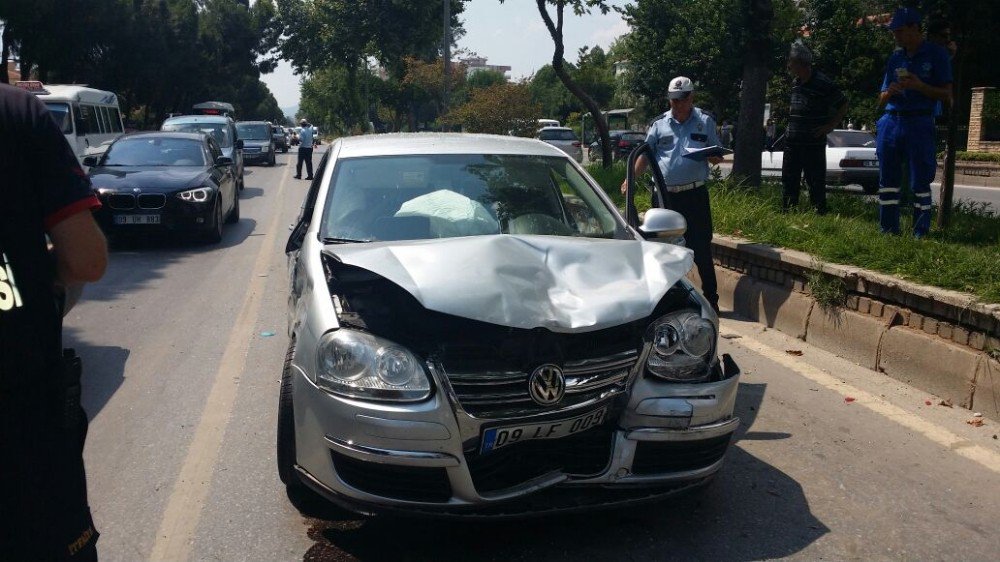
[
  {"left": 503, "top": 0, "right": 616, "bottom": 166},
  {"left": 467, "top": 69, "right": 508, "bottom": 90},
  {"left": 441, "top": 82, "right": 541, "bottom": 136}
]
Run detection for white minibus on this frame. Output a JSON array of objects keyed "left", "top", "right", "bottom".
[{"left": 16, "top": 81, "right": 125, "bottom": 164}]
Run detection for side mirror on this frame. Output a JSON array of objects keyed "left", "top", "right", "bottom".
[
  {"left": 216, "top": 156, "right": 234, "bottom": 166},
  {"left": 639, "top": 208, "right": 687, "bottom": 244},
  {"left": 82, "top": 155, "right": 99, "bottom": 167},
  {"left": 235, "top": 139, "right": 244, "bottom": 150}
]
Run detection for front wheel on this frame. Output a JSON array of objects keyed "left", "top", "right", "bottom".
[
  {"left": 277, "top": 340, "right": 303, "bottom": 490},
  {"left": 225, "top": 191, "right": 240, "bottom": 224},
  {"left": 203, "top": 200, "right": 223, "bottom": 244}
]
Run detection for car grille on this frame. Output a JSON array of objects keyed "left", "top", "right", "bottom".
[
  {"left": 466, "top": 422, "right": 615, "bottom": 494},
  {"left": 107, "top": 193, "right": 135, "bottom": 210},
  {"left": 630, "top": 434, "right": 733, "bottom": 475},
  {"left": 330, "top": 451, "right": 452, "bottom": 503},
  {"left": 137, "top": 193, "right": 166, "bottom": 209},
  {"left": 243, "top": 147, "right": 261, "bottom": 153},
  {"left": 445, "top": 350, "right": 638, "bottom": 419}
]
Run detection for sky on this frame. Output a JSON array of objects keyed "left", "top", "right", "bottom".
[{"left": 261, "top": 0, "right": 629, "bottom": 111}]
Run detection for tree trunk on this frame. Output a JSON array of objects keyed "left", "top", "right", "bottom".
[
  {"left": 536, "top": 0, "right": 611, "bottom": 167},
  {"left": 0, "top": 26, "right": 11, "bottom": 84},
  {"left": 936, "top": 39, "right": 967, "bottom": 230},
  {"left": 731, "top": 0, "right": 773, "bottom": 187}
]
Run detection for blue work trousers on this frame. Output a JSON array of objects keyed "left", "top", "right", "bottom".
[{"left": 875, "top": 113, "right": 936, "bottom": 236}]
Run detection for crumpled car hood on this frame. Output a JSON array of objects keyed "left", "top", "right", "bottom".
[{"left": 322, "top": 235, "right": 693, "bottom": 333}]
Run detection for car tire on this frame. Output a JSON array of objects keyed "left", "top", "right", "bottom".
[
  {"left": 204, "top": 200, "right": 223, "bottom": 244},
  {"left": 277, "top": 339, "right": 303, "bottom": 490},
  {"left": 226, "top": 191, "right": 240, "bottom": 224},
  {"left": 269, "top": 152, "right": 276, "bottom": 166}
]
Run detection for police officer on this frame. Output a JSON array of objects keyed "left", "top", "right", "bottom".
[
  {"left": 295, "top": 117, "right": 315, "bottom": 180},
  {"left": 1, "top": 83, "right": 108, "bottom": 559},
  {"left": 782, "top": 42, "right": 848, "bottom": 214},
  {"left": 621, "top": 77, "right": 724, "bottom": 313},
  {"left": 877, "top": 7, "right": 953, "bottom": 237}
]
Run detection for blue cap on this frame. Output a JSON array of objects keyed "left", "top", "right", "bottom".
[{"left": 888, "top": 7, "right": 921, "bottom": 30}]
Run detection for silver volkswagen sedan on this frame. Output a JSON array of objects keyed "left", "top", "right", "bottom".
[{"left": 280, "top": 133, "right": 741, "bottom": 516}]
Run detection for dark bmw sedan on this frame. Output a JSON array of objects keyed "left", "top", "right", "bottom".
[{"left": 86, "top": 132, "right": 239, "bottom": 243}]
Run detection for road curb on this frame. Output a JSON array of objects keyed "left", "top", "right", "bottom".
[{"left": 709, "top": 237, "right": 999, "bottom": 421}]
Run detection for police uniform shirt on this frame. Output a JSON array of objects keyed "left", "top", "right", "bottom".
[
  {"left": 786, "top": 71, "right": 847, "bottom": 146},
  {"left": 644, "top": 107, "right": 720, "bottom": 187},
  {"left": 881, "top": 41, "right": 953, "bottom": 113},
  {"left": 298, "top": 125, "right": 314, "bottom": 148}
]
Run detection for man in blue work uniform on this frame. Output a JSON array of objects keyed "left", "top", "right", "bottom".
[
  {"left": 621, "top": 76, "right": 724, "bottom": 313},
  {"left": 295, "top": 118, "right": 315, "bottom": 180},
  {"left": 876, "top": 7, "right": 953, "bottom": 237}
]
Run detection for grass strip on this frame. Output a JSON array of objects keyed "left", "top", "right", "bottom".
[{"left": 587, "top": 162, "right": 1000, "bottom": 303}]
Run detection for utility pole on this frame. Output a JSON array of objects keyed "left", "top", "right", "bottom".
[{"left": 443, "top": 0, "right": 451, "bottom": 115}]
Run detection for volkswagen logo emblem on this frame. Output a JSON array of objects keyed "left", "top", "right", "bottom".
[{"left": 528, "top": 364, "right": 565, "bottom": 406}]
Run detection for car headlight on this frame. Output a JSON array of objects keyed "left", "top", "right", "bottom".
[
  {"left": 315, "top": 330, "right": 431, "bottom": 401},
  {"left": 645, "top": 310, "right": 716, "bottom": 381},
  {"left": 177, "top": 187, "right": 214, "bottom": 202}
]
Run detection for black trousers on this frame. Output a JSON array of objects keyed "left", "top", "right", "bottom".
[
  {"left": 660, "top": 185, "right": 718, "bottom": 305},
  {"left": 296, "top": 147, "right": 314, "bottom": 178},
  {"left": 781, "top": 143, "right": 827, "bottom": 213}
]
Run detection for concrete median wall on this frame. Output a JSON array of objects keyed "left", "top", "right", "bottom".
[{"left": 708, "top": 235, "right": 1000, "bottom": 421}]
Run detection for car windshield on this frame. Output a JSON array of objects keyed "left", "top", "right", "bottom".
[
  {"left": 237, "top": 123, "right": 271, "bottom": 140},
  {"left": 621, "top": 132, "right": 646, "bottom": 142},
  {"left": 162, "top": 121, "right": 233, "bottom": 148},
  {"left": 829, "top": 130, "right": 876, "bottom": 148},
  {"left": 321, "top": 154, "right": 624, "bottom": 242},
  {"left": 102, "top": 137, "right": 206, "bottom": 167},
  {"left": 538, "top": 129, "right": 577, "bottom": 141},
  {"left": 44, "top": 102, "right": 73, "bottom": 134}
]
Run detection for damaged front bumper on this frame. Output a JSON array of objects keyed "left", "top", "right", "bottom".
[{"left": 291, "top": 353, "right": 741, "bottom": 517}]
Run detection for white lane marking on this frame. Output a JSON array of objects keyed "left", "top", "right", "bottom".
[
  {"left": 149, "top": 166, "right": 291, "bottom": 561},
  {"left": 723, "top": 321, "right": 1000, "bottom": 475}
]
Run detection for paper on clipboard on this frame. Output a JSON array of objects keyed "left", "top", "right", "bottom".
[{"left": 682, "top": 145, "right": 732, "bottom": 160}]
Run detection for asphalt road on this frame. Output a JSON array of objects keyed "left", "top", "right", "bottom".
[{"left": 65, "top": 147, "right": 1000, "bottom": 561}]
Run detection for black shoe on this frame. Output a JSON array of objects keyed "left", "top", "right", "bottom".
[
  {"left": 293, "top": 175, "right": 301, "bottom": 179},
  {"left": 305, "top": 176, "right": 313, "bottom": 180}
]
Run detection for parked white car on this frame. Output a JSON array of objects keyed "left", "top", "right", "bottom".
[
  {"left": 537, "top": 126, "right": 583, "bottom": 163},
  {"left": 761, "top": 129, "right": 879, "bottom": 194}
]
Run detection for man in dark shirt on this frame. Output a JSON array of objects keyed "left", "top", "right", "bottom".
[
  {"left": 877, "top": 7, "right": 953, "bottom": 237},
  {"left": 781, "top": 42, "right": 848, "bottom": 214},
  {"left": 0, "top": 83, "right": 108, "bottom": 560}
]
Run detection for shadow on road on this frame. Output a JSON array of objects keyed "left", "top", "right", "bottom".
[
  {"left": 84, "top": 218, "right": 258, "bottom": 303},
  {"left": 241, "top": 187, "right": 265, "bottom": 199},
  {"left": 296, "top": 382, "right": 828, "bottom": 561},
  {"left": 60, "top": 335, "right": 129, "bottom": 420}
]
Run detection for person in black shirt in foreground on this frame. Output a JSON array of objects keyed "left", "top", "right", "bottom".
[{"left": 0, "top": 83, "right": 109, "bottom": 560}]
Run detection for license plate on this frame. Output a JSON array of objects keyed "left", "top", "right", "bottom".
[
  {"left": 114, "top": 214, "right": 160, "bottom": 225},
  {"left": 480, "top": 407, "right": 608, "bottom": 453},
  {"left": 863, "top": 160, "right": 878, "bottom": 167}
]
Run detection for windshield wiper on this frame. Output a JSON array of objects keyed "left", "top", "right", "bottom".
[{"left": 321, "top": 236, "right": 371, "bottom": 244}]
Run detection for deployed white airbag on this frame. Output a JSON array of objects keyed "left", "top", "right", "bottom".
[{"left": 324, "top": 235, "right": 693, "bottom": 333}]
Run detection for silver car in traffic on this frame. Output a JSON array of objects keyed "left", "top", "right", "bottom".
[
  {"left": 537, "top": 126, "right": 583, "bottom": 163},
  {"left": 279, "top": 133, "right": 741, "bottom": 516}
]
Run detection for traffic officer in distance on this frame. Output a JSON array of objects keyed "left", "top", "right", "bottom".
[
  {"left": 295, "top": 117, "right": 315, "bottom": 180},
  {"left": 621, "top": 76, "right": 724, "bottom": 313},
  {"left": 876, "top": 7, "right": 952, "bottom": 237},
  {"left": 781, "top": 41, "right": 848, "bottom": 215}
]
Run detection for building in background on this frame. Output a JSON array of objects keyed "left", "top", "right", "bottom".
[{"left": 461, "top": 56, "right": 511, "bottom": 78}]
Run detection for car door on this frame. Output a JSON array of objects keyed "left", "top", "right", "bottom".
[
  {"left": 761, "top": 134, "right": 785, "bottom": 177},
  {"left": 286, "top": 149, "right": 331, "bottom": 334}
]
